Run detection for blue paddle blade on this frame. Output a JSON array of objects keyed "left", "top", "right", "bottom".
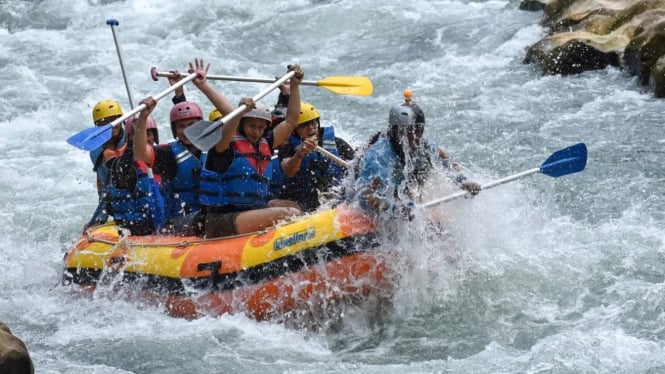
[
  {"left": 540, "top": 143, "right": 587, "bottom": 177},
  {"left": 66, "top": 124, "right": 113, "bottom": 151}
]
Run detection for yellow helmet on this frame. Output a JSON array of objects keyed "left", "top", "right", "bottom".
[
  {"left": 209, "top": 108, "right": 223, "bottom": 121},
  {"left": 92, "top": 99, "right": 123, "bottom": 125},
  {"left": 298, "top": 102, "right": 320, "bottom": 125}
]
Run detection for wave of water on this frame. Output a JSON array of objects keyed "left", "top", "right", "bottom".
[{"left": 1, "top": 0, "right": 664, "bottom": 372}]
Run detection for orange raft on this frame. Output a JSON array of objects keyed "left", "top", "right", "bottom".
[{"left": 62, "top": 203, "right": 400, "bottom": 320}]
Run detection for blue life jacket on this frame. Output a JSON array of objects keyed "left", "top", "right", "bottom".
[
  {"left": 88, "top": 132, "right": 127, "bottom": 225},
  {"left": 108, "top": 157, "right": 166, "bottom": 235},
  {"left": 280, "top": 127, "right": 343, "bottom": 211},
  {"left": 162, "top": 141, "right": 204, "bottom": 219},
  {"left": 267, "top": 155, "right": 284, "bottom": 200},
  {"left": 199, "top": 135, "right": 273, "bottom": 211}
]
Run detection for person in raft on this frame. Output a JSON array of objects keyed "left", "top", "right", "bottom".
[
  {"left": 187, "top": 59, "right": 306, "bottom": 238},
  {"left": 350, "top": 95, "right": 481, "bottom": 219},
  {"left": 274, "top": 101, "right": 355, "bottom": 212},
  {"left": 86, "top": 99, "right": 127, "bottom": 227}
]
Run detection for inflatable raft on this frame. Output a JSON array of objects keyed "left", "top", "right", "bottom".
[{"left": 62, "top": 203, "right": 400, "bottom": 320}]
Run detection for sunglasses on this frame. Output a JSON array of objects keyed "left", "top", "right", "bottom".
[{"left": 297, "top": 121, "right": 318, "bottom": 130}]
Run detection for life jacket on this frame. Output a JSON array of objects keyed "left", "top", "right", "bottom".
[
  {"left": 88, "top": 141, "right": 128, "bottom": 225},
  {"left": 280, "top": 127, "right": 343, "bottom": 211},
  {"left": 162, "top": 141, "right": 204, "bottom": 219},
  {"left": 199, "top": 134, "right": 273, "bottom": 211},
  {"left": 267, "top": 154, "right": 285, "bottom": 200},
  {"left": 107, "top": 147, "right": 166, "bottom": 235}
]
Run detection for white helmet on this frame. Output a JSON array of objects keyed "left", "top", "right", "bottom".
[{"left": 242, "top": 103, "right": 272, "bottom": 124}]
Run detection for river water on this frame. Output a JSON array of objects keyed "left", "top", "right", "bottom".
[{"left": 1, "top": 0, "right": 664, "bottom": 373}]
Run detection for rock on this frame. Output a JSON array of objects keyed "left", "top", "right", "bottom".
[
  {"left": 524, "top": 34, "right": 620, "bottom": 74},
  {"left": 623, "top": 20, "right": 665, "bottom": 85},
  {"left": 649, "top": 54, "right": 665, "bottom": 96},
  {"left": 0, "top": 322, "right": 34, "bottom": 374},
  {"left": 523, "top": 0, "right": 665, "bottom": 96},
  {"left": 520, "top": 0, "right": 550, "bottom": 12}
]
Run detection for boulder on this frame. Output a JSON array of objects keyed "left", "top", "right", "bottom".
[
  {"left": 623, "top": 20, "right": 665, "bottom": 84},
  {"left": 0, "top": 322, "right": 34, "bottom": 374},
  {"left": 523, "top": 0, "right": 665, "bottom": 96},
  {"left": 520, "top": 0, "right": 550, "bottom": 12},
  {"left": 524, "top": 33, "right": 620, "bottom": 74},
  {"left": 649, "top": 54, "right": 665, "bottom": 96}
]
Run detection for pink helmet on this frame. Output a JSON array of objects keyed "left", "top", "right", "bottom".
[
  {"left": 125, "top": 115, "right": 159, "bottom": 144},
  {"left": 170, "top": 102, "right": 203, "bottom": 138}
]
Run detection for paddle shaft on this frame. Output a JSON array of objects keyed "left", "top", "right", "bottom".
[
  {"left": 315, "top": 146, "right": 349, "bottom": 168},
  {"left": 109, "top": 72, "right": 198, "bottom": 127},
  {"left": 193, "top": 71, "right": 296, "bottom": 142},
  {"left": 421, "top": 167, "right": 541, "bottom": 208},
  {"left": 154, "top": 69, "right": 326, "bottom": 88},
  {"left": 107, "top": 19, "right": 135, "bottom": 108}
]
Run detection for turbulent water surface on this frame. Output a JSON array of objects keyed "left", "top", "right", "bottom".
[{"left": 1, "top": 0, "right": 664, "bottom": 373}]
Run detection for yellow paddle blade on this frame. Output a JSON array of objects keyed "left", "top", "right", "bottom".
[{"left": 316, "top": 76, "right": 373, "bottom": 96}]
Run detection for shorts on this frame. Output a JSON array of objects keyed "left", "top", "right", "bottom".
[{"left": 204, "top": 211, "right": 241, "bottom": 238}]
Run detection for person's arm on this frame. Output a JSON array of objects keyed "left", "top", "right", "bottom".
[
  {"left": 281, "top": 137, "right": 317, "bottom": 177},
  {"left": 436, "top": 146, "right": 481, "bottom": 194},
  {"left": 132, "top": 97, "right": 157, "bottom": 163},
  {"left": 187, "top": 58, "right": 240, "bottom": 153},
  {"left": 272, "top": 65, "right": 303, "bottom": 148},
  {"left": 168, "top": 70, "right": 187, "bottom": 104}
]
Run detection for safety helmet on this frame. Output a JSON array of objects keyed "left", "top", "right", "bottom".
[
  {"left": 170, "top": 101, "right": 203, "bottom": 138},
  {"left": 92, "top": 99, "right": 123, "bottom": 125},
  {"left": 125, "top": 115, "right": 159, "bottom": 144},
  {"left": 298, "top": 102, "right": 320, "bottom": 125},
  {"left": 241, "top": 103, "right": 272, "bottom": 124},
  {"left": 411, "top": 102, "right": 425, "bottom": 125},
  {"left": 388, "top": 103, "right": 416, "bottom": 127},
  {"left": 209, "top": 108, "right": 223, "bottom": 121}
]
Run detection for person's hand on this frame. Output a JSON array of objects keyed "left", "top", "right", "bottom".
[
  {"left": 168, "top": 70, "right": 185, "bottom": 97},
  {"left": 287, "top": 64, "right": 304, "bottom": 84},
  {"left": 295, "top": 137, "right": 316, "bottom": 159},
  {"left": 188, "top": 58, "right": 210, "bottom": 87},
  {"left": 167, "top": 70, "right": 183, "bottom": 86},
  {"left": 139, "top": 96, "right": 157, "bottom": 118},
  {"left": 461, "top": 181, "right": 481, "bottom": 195},
  {"left": 238, "top": 97, "right": 255, "bottom": 113}
]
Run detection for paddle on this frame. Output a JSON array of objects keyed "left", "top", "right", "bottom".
[
  {"left": 151, "top": 68, "right": 373, "bottom": 96},
  {"left": 107, "top": 19, "right": 135, "bottom": 108},
  {"left": 67, "top": 71, "right": 199, "bottom": 151},
  {"left": 184, "top": 71, "right": 296, "bottom": 152},
  {"left": 421, "top": 143, "right": 588, "bottom": 209},
  {"left": 315, "top": 146, "right": 349, "bottom": 168}
]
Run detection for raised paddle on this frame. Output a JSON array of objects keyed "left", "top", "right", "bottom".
[
  {"left": 67, "top": 71, "right": 199, "bottom": 151},
  {"left": 107, "top": 19, "right": 135, "bottom": 108},
  {"left": 421, "top": 143, "right": 588, "bottom": 209},
  {"left": 184, "top": 71, "right": 296, "bottom": 152},
  {"left": 151, "top": 67, "right": 373, "bottom": 96}
]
